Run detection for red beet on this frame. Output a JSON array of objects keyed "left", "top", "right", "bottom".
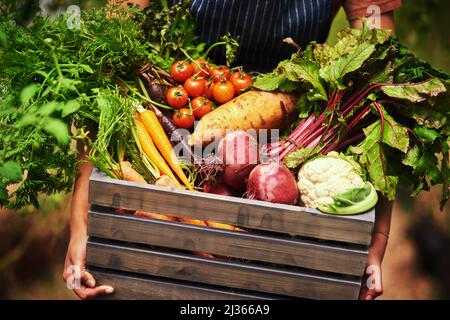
[
  {"left": 217, "top": 131, "right": 259, "bottom": 190},
  {"left": 246, "top": 162, "right": 299, "bottom": 205},
  {"left": 204, "top": 182, "right": 233, "bottom": 197}
]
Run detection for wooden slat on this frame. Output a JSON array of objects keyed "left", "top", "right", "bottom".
[
  {"left": 86, "top": 239, "right": 362, "bottom": 300},
  {"left": 89, "top": 268, "right": 280, "bottom": 300},
  {"left": 88, "top": 207, "right": 368, "bottom": 276},
  {"left": 89, "top": 170, "right": 375, "bottom": 245}
]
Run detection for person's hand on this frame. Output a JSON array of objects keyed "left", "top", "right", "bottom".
[
  {"left": 359, "top": 259, "right": 383, "bottom": 300},
  {"left": 359, "top": 232, "right": 389, "bottom": 300},
  {"left": 63, "top": 232, "right": 114, "bottom": 300}
]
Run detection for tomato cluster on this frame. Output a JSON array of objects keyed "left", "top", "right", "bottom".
[{"left": 167, "top": 59, "right": 253, "bottom": 129}]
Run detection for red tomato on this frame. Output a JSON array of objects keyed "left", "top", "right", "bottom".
[
  {"left": 173, "top": 108, "right": 195, "bottom": 129},
  {"left": 166, "top": 86, "right": 188, "bottom": 109},
  {"left": 209, "top": 65, "right": 231, "bottom": 82},
  {"left": 191, "top": 97, "right": 213, "bottom": 119},
  {"left": 170, "top": 61, "right": 194, "bottom": 83},
  {"left": 212, "top": 80, "right": 235, "bottom": 104},
  {"left": 191, "top": 58, "right": 210, "bottom": 77},
  {"left": 203, "top": 80, "right": 214, "bottom": 99},
  {"left": 230, "top": 71, "right": 253, "bottom": 94},
  {"left": 184, "top": 76, "right": 206, "bottom": 97}
]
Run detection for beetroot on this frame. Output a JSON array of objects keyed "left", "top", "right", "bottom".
[
  {"left": 246, "top": 162, "right": 299, "bottom": 205},
  {"left": 204, "top": 182, "right": 233, "bottom": 197},
  {"left": 217, "top": 131, "right": 259, "bottom": 190}
]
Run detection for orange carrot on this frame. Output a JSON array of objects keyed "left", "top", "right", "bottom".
[
  {"left": 194, "top": 252, "right": 215, "bottom": 259},
  {"left": 115, "top": 208, "right": 133, "bottom": 215},
  {"left": 139, "top": 108, "right": 194, "bottom": 190},
  {"left": 205, "top": 221, "right": 246, "bottom": 232},
  {"left": 178, "top": 217, "right": 208, "bottom": 227},
  {"left": 135, "top": 118, "right": 180, "bottom": 186},
  {"left": 114, "top": 161, "right": 147, "bottom": 184},
  {"left": 134, "top": 211, "right": 178, "bottom": 222}
]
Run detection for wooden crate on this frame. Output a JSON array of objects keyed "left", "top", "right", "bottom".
[{"left": 87, "top": 169, "right": 375, "bottom": 300}]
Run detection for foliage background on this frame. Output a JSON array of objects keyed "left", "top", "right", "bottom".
[{"left": 0, "top": 0, "right": 449, "bottom": 299}]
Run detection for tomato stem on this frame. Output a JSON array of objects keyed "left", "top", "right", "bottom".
[
  {"left": 180, "top": 47, "right": 210, "bottom": 76},
  {"left": 203, "top": 41, "right": 226, "bottom": 59}
]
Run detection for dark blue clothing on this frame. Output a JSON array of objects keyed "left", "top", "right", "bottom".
[{"left": 170, "top": 0, "right": 334, "bottom": 71}]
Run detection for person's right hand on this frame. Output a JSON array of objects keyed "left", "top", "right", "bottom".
[{"left": 63, "top": 232, "right": 114, "bottom": 299}]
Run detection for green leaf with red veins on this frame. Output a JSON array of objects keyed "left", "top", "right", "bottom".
[
  {"left": 312, "top": 22, "right": 390, "bottom": 65},
  {"left": 284, "top": 147, "right": 316, "bottom": 169},
  {"left": 380, "top": 78, "right": 446, "bottom": 102},
  {"left": 396, "top": 102, "right": 447, "bottom": 130},
  {"left": 350, "top": 108, "right": 409, "bottom": 199},
  {"left": 320, "top": 43, "right": 376, "bottom": 90},
  {"left": 253, "top": 72, "right": 298, "bottom": 92},
  {"left": 288, "top": 60, "right": 328, "bottom": 101},
  {"left": 363, "top": 108, "right": 409, "bottom": 153},
  {"left": 350, "top": 126, "right": 399, "bottom": 200}
]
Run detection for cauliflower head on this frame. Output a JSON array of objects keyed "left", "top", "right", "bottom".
[{"left": 297, "top": 152, "right": 365, "bottom": 208}]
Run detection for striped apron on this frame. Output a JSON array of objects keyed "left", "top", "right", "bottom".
[{"left": 169, "top": 0, "right": 334, "bottom": 72}]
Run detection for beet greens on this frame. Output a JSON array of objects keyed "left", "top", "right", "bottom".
[{"left": 254, "top": 23, "right": 449, "bottom": 209}]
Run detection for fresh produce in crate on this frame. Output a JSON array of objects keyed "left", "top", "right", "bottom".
[
  {"left": 254, "top": 22, "right": 449, "bottom": 210},
  {"left": 246, "top": 162, "right": 299, "bottom": 205},
  {"left": 189, "top": 91, "right": 298, "bottom": 146},
  {"left": 166, "top": 87, "right": 189, "bottom": 109},
  {"left": 173, "top": 107, "right": 196, "bottom": 129},
  {"left": 217, "top": 131, "right": 259, "bottom": 191},
  {"left": 164, "top": 62, "right": 253, "bottom": 128},
  {"left": 1, "top": 0, "right": 447, "bottom": 221},
  {"left": 297, "top": 152, "right": 378, "bottom": 214},
  {"left": 191, "top": 97, "right": 213, "bottom": 119}
]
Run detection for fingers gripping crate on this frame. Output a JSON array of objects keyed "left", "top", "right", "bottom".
[{"left": 86, "top": 169, "right": 375, "bottom": 300}]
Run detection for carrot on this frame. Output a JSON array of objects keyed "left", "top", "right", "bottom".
[
  {"left": 115, "top": 208, "right": 133, "bottom": 215},
  {"left": 134, "top": 211, "right": 178, "bottom": 222},
  {"left": 114, "top": 161, "right": 147, "bottom": 184},
  {"left": 189, "top": 90, "right": 298, "bottom": 146},
  {"left": 138, "top": 107, "right": 194, "bottom": 190},
  {"left": 194, "top": 252, "right": 215, "bottom": 259},
  {"left": 178, "top": 217, "right": 208, "bottom": 227},
  {"left": 205, "top": 221, "right": 246, "bottom": 232},
  {"left": 134, "top": 118, "right": 180, "bottom": 186}
]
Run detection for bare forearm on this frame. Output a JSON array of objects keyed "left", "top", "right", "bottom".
[
  {"left": 69, "top": 135, "right": 94, "bottom": 238},
  {"left": 70, "top": 160, "right": 93, "bottom": 238},
  {"left": 368, "top": 197, "right": 393, "bottom": 264}
]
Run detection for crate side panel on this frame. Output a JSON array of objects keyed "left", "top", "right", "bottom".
[
  {"left": 88, "top": 209, "right": 368, "bottom": 276},
  {"left": 89, "top": 269, "right": 279, "bottom": 300},
  {"left": 86, "top": 240, "right": 361, "bottom": 300},
  {"left": 89, "top": 172, "right": 374, "bottom": 245}
]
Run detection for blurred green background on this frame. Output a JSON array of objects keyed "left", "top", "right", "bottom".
[{"left": 0, "top": 0, "right": 449, "bottom": 299}]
